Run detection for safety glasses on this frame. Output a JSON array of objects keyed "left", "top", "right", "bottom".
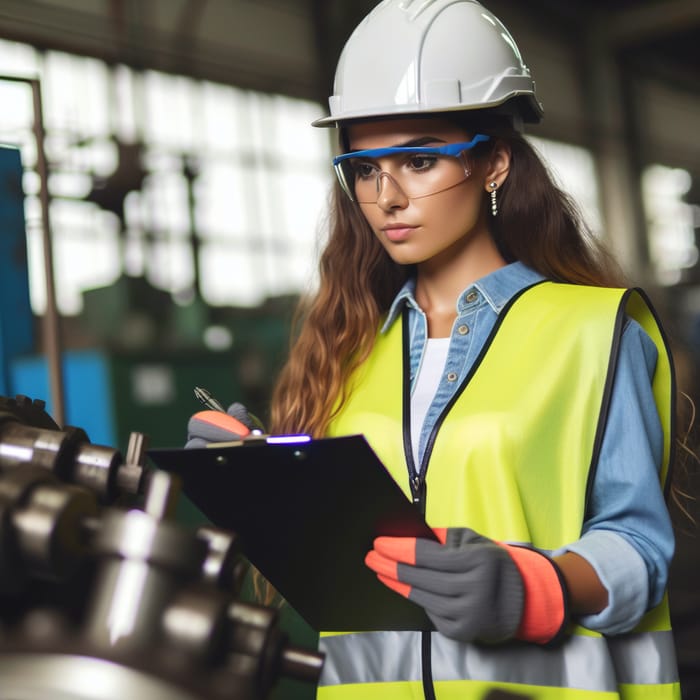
[{"left": 333, "top": 134, "right": 490, "bottom": 203}]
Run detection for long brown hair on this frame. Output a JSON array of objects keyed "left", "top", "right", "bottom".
[
  {"left": 270, "top": 181, "right": 410, "bottom": 435},
  {"left": 271, "top": 114, "right": 624, "bottom": 437}
]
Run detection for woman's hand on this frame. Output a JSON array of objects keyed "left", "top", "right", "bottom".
[
  {"left": 365, "top": 528, "right": 570, "bottom": 645},
  {"left": 184, "top": 402, "right": 260, "bottom": 448}
]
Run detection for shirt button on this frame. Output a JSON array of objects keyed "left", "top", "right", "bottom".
[
  {"left": 466, "top": 291, "right": 478, "bottom": 303},
  {"left": 457, "top": 324, "right": 469, "bottom": 335},
  {"left": 447, "top": 372, "right": 458, "bottom": 382}
]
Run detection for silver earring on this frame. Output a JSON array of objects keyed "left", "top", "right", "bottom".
[{"left": 489, "top": 181, "right": 498, "bottom": 217}]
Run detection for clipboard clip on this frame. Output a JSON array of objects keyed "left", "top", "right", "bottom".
[
  {"left": 206, "top": 433, "right": 312, "bottom": 466},
  {"left": 206, "top": 433, "right": 312, "bottom": 449}
]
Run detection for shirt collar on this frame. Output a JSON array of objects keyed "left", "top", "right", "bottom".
[
  {"left": 472, "top": 261, "right": 545, "bottom": 313},
  {"left": 381, "top": 261, "right": 546, "bottom": 333}
]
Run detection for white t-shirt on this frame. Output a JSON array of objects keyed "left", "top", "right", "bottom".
[{"left": 410, "top": 336, "right": 450, "bottom": 466}]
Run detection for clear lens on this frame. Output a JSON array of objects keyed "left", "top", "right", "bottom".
[{"left": 336, "top": 151, "right": 471, "bottom": 203}]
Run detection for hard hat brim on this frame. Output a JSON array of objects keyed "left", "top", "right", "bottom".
[{"left": 312, "top": 94, "right": 544, "bottom": 129}]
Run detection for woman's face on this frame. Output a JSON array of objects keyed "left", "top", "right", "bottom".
[{"left": 346, "top": 117, "right": 500, "bottom": 271}]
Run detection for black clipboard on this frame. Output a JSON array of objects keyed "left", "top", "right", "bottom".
[{"left": 148, "top": 434, "right": 436, "bottom": 631}]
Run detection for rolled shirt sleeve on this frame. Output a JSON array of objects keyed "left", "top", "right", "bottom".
[{"left": 557, "top": 319, "right": 675, "bottom": 634}]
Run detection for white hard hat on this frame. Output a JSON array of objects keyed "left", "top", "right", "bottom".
[{"left": 313, "top": 0, "right": 543, "bottom": 128}]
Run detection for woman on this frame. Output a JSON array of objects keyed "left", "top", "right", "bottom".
[{"left": 269, "top": 1, "right": 679, "bottom": 698}]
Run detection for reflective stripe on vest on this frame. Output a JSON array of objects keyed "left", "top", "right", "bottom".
[
  {"left": 319, "top": 628, "right": 678, "bottom": 688},
  {"left": 323, "top": 282, "right": 678, "bottom": 699}
]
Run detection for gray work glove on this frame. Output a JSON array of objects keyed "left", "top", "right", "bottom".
[
  {"left": 185, "top": 402, "right": 261, "bottom": 449},
  {"left": 365, "top": 527, "right": 568, "bottom": 644}
]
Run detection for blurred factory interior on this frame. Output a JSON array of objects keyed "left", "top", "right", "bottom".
[{"left": 0, "top": 0, "right": 699, "bottom": 698}]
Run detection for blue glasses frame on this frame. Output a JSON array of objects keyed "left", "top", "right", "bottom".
[
  {"left": 333, "top": 133, "right": 490, "bottom": 201},
  {"left": 332, "top": 133, "right": 490, "bottom": 167}
]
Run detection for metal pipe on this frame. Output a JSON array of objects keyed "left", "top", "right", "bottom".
[{"left": 0, "top": 74, "right": 65, "bottom": 427}]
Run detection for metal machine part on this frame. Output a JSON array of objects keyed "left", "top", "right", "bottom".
[
  {"left": 0, "top": 394, "right": 143, "bottom": 502},
  {"left": 0, "top": 394, "right": 323, "bottom": 699}
]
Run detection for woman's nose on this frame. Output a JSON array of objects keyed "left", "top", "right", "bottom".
[{"left": 375, "top": 172, "right": 409, "bottom": 210}]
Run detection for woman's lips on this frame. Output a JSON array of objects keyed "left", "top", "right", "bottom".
[{"left": 382, "top": 225, "right": 416, "bottom": 242}]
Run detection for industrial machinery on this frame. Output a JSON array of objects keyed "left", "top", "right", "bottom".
[{"left": 0, "top": 394, "right": 323, "bottom": 700}]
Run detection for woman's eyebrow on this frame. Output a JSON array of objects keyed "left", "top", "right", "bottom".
[{"left": 393, "top": 136, "right": 447, "bottom": 147}]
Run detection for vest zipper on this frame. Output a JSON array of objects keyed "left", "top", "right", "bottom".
[
  {"left": 400, "top": 309, "right": 435, "bottom": 700},
  {"left": 401, "top": 308, "right": 427, "bottom": 514}
]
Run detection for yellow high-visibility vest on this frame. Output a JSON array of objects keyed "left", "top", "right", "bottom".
[{"left": 320, "top": 282, "right": 679, "bottom": 700}]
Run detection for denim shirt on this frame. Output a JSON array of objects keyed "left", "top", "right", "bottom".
[{"left": 381, "top": 261, "right": 674, "bottom": 634}]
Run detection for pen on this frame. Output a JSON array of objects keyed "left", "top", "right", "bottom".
[
  {"left": 194, "top": 386, "right": 267, "bottom": 435},
  {"left": 194, "top": 386, "right": 265, "bottom": 435},
  {"left": 194, "top": 386, "right": 226, "bottom": 413}
]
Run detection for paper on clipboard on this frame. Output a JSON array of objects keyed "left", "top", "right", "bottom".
[{"left": 148, "top": 434, "right": 436, "bottom": 631}]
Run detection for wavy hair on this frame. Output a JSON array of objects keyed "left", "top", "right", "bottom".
[{"left": 271, "top": 115, "right": 624, "bottom": 437}]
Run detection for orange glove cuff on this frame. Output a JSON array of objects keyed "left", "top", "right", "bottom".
[
  {"left": 502, "top": 544, "right": 569, "bottom": 645},
  {"left": 192, "top": 410, "right": 251, "bottom": 436}
]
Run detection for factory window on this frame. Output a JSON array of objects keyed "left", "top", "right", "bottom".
[
  {"left": 0, "top": 38, "right": 604, "bottom": 318},
  {"left": 642, "top": 164, "right": 698, "bottom": 285},
  {"left": 527, "top": 135, "right": 603, "bottom": 237},
  {"left": 0, "top": 39, "right": 331, "bottom": 315}
]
